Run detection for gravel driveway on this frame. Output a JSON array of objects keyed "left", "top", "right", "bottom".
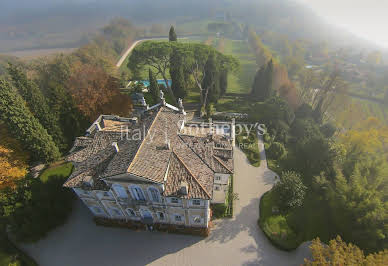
[{"left": 20, "top": 139, "right": 310, "bottom": 266}]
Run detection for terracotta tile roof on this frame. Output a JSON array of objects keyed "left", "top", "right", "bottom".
[
  {"left": 164, "top": 152, "right": 210, "bottom": 199},
  {"left": 64, "top": 105, "right": 233, "bottom": 199},
  {"left": 178, "top": 135, "right": 234, "bottom": 174}
]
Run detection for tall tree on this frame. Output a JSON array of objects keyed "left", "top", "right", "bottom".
[
  {"left": 128, "top": 41, "right": 176, "bottom": 102},
  {"left": 251, "top": 59, "right": 274, "bottom": 101},
  {"left": 35, "top": 55, "right": 88, "bottom": 149},
  {"left": 170, "top": 47, "right": 187, "bottom": 99},
  {"left": 7, "top": 64, "right": 65, "bottom": 151},
  {"left": 219, "top": 69, "right": 228, "bottom": 96},
  {"left": 0, "top": 79, "right": 60, "bottom": 163},
  {"left": 68, "top": 63, "right": 132, "bottom": 121},
  {"left": 169, "top": 26, "right": 177, "bottom": 42},
  {"left": 0, "top": 124, "right": 29, "bottom": 189},
  {"left": 148, "top": 69, "right": 160, "bottom": 103},
  {"left": 202, "top": 52, "right": 220, "bottom": 106}
]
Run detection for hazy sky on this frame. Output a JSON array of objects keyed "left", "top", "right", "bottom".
[{"left": 298, "top": 0, "right": 388, "bottom": 48}]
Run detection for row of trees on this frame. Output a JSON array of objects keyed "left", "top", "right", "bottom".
[
  {"left": 128, "top": 29, "right": 238, "bottom": 111},
  {"left": 0, "top": 19, "right": 136, "bottom": 164}
]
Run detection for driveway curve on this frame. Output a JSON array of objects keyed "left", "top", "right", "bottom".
[{"left": 20, "top": 138, "right": 310, "bottom": 266}]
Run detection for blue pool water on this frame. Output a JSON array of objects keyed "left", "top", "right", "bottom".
[{"left": 137, "top": 79, "right": 172, "bottom": 87}]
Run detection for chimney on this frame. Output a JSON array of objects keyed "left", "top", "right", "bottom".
[
  {"left": 178, "top": 98, "right": 186, "bottom": 115},
  {"left": 160, "top": 90, "right": 166, "bottom": 106},
  {"left": 165, "top": 140, "right": 171, "bottom": 150},
  {"left": 112, "top": 142, "right": 119, "bottom": 152},
  {"left": 180, "top": 181, "right": 188, "bottom": 195}
]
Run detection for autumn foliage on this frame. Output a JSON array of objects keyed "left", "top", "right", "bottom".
[
  {"left": 0, "top": 124, "right": 29, "bottom": 188},
  {"left": 305, "top": 236, "right": 388, "bottom": 265},
  {"left": 67, "top": 63, "right": 132, "bottom": 121}
]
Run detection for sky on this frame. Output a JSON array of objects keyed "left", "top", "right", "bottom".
[{"left": 297, "top": 0, "right": 388, "bottom": 48}]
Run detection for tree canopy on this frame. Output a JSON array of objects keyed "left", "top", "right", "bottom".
[{"left": 0, "top": 79, "right": 60, "bottom": 163}]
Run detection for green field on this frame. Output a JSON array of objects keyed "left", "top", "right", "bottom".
[{"left": 39, "top": 162, "right": 73, "bottom": 183}]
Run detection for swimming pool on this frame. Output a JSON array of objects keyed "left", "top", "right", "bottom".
[{"left": 136, "top": 79, "right": 172, "bottom": 87}]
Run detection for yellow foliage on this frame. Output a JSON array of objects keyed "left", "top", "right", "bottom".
[
  {"left": 0, "top": 124, "right": 29, "bottom": 188},
  {"left": 339, "top": 117, "right": 388, "bottom": 154},
  {"left": 305, "top": 236, "right": 388, "bottom": 265}
]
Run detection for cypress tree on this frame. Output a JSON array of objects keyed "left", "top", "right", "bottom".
[
  {"left": 202, "top": 52, "right": 220, "bottom": 105},
  {"left": 251, "top": 59, "right": 274, "bottom": 101},
  {"left": 169, "top": 26, "right": 177, "bottom": 41},
  {"left": 148, "top": 69, "right": 160, "bottom": 103},
  {"left": 219, "top": 70, "right": 228, "bottom": 96},
  {"left": 7, "top": 64, "right": 65, "bottom": 152},
  {"left": 170, "top": 48, "right": 186, "bottom": 99},
  {"left": 0, "top": 79, "right": 60, "bottom": 163}
]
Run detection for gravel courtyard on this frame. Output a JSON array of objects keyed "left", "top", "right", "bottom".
[{"left": 21, "top": 143, "right": 310, "bottom": 266}]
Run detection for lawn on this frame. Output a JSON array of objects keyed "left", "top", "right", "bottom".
[
  {"left": 39, "top": 162, "right": 73, "bottom": 183},
  {"left": 258, "top": 191, "right": 300, "bottom": 251},
  {"left": 0, "top": 233, "right": 37, "bottom": 266},
  {"left": 221, "top": 39, "right": 257, "bottom": 95},
  {"left": 259, "top": 189, "right": 334, "bottom": 251},
  {"left": 235, "top": 127, "right": 260, "bottom": 167}
]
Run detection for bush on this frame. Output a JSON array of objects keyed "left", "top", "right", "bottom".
[
  {"left": 267, "top": 142, "right": 286, "bottom": 160},
  {"left": 211, "top": 204, "right": 228, "bottom": 218},
  {"left": 273, "top": 171, "right": 306, "bottom": 212}
]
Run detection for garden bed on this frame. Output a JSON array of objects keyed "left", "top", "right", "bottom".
[{"left": 236, "top": 128, "right": 260, "bottom": 167}]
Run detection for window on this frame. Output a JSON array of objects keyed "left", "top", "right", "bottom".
[
  {"left": 148, "top": 187, "right": 161, "bottom": 202},
  {"left": 92, "top": 206, "right": 103, "bottom": 214},
  {"left": 110, "top": 208, "right": 122, "bottom": 217},
  {"left": 192, "top": 199, "right": 201, "bottom": 206},
  {"left": 126, "top": 208, "right": 136, "bottom": 217},
  {"left": 130, "top": 186, "right": 146, "bottom": 201},
  {"left": 170, "top": 198, "right": 180, "bottom": 204},
  {"left": 193, "top": 216, "right": 202, "bottom": 224},
  {"left": 112, "top": 184, "right": 127, "bottom": 199},
  {"left": 158, "top": 212, "right": 165, "bottom": 220},
  {"left": 215, "top": 186, "right": 221, "bottom": 191},
  {"left": 175, "top": 215, "right": 182, "bottom": 222},
  {"left": 75, "top": 188, "right": 91, "bottom": 197},
  {"left": 215, "top": 176, "right": 221, "bottom": 181}
]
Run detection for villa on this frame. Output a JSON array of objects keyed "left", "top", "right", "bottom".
[{"left": 64, "top": 93, "right": 234, "bottom": 235}]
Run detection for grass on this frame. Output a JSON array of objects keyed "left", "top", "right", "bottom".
[
  {"left": 258, "top": 191, "right": 300, "bottom": 251},
  {"left": 39, "top": 162, "right": 73, "bottom": 183},
  {"left": 0, "top": 234, "right": 37, "bottom": 266},
  {"left": 259, "top": 189, "right": 334, "bottom": 251},
  {"left": 222, "top": 39, "right": 257, "bottom": 95},
  {"left": 235, "top": 128, "right": 261, "bottom": 167}
]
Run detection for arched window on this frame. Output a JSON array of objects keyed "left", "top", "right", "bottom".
[
  {"left": 148, "top": 187, "right": 161, "bottom": 202},
  {"left": 129, "top": 185, "right": 146, "bottom": 201},
  {"left": 112, "top": 184, "right": 127, "bottom": 199}
]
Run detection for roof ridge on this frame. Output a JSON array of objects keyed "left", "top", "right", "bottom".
[
  {"left": 171, "top": 150, "right": 211, "bottom": 199},
  {"left": 127, "top": 107, "right": 163, "bottom": 174},
  {"left": 213, "top": 155, "right": 233, "bottom": 174},
  {"left": 178, "top": 135, "right": 215, "bottom": 173}
]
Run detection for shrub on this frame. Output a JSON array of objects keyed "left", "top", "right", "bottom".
[
  {"left": 273, "top": 171, "right": 306, "bottom": 212},
  {"left": 267, "top": 142, "right": 286, "bottom": 160}
]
